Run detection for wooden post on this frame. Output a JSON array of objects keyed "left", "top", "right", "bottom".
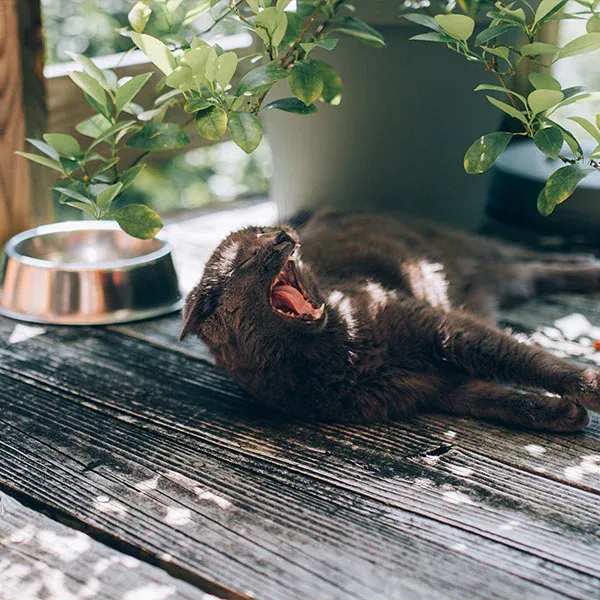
[{"left": 0, "top": 0, "right": 48, "bottom": 247}]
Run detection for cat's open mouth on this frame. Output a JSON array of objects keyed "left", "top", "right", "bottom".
[{"left": 270, "top": 250, "right": 324, "bottom": 320}]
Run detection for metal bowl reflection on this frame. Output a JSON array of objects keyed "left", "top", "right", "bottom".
[{"left": 0, "top": 221, "right": 182, "bottom": 325}]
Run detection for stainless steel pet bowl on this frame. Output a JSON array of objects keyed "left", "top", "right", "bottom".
[{"left": 0, "top": 221, "right": 182, "bottom": 325}]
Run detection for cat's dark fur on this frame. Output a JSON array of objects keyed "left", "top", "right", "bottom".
[{"left": 180, "top": 210, "right": 600, "bottom": 431}]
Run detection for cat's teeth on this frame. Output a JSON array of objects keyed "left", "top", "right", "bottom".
[{"left": 313, "top": 304, "right": 325, "bottom": 319}]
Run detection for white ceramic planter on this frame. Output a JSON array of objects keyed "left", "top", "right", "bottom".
[{"left": 265, "top": 3, "right": 506, "bottom": 231}]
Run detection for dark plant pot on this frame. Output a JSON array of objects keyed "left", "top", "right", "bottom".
[
  {"left": 265, "top": 7, "right": 511, "bottom": 231},
  {"left": 487, "top": 141, "right": 600, "bottom": 242}
]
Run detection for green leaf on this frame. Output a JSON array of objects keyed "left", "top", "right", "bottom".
[
  {"left": 482, "top": 46, "right": 510, "bottom": 61},
  {"left": 215, "top": 52, "right": 238, "bottom": 88},
  {"left": 264, "top": 97, "right": 318, "bottom": 114},
  {"left": 520, "top": 42, "right": 559, "bottom": 56},
  {"left": 486, "top": 10, "right": 525, "bottom": 24},
  {"left": 25, "top": 138, "right": 60, "bottom": 161},
  {"left": 93, "top": 156, "right": 120, "bottom": 176},
  {"left": 83, "top": 93, "right": 111, "bottom": 120},
  {"left": 547, "top": 92, "right": 600, "bottom": 115},
  {"left": 543, "top": 117, "right": 583, "bottom": 157},
  {"left": 588, "top": 15, "right": 600, "bottom": 33},
  {"left": 255, "top": 7, "right": 288, "bottom": 48},
  {"left": 112, "top": 204, "right": 163, "bottom": 239},
  {"left": 529, "top": 73, "right": 562, "bottom": 91},
  {"left": 246, "top": 0, "right": 260, "bottom": 13},
  {"left": 128, "top": 1, "right": 152, "bottom": 32},
  {"left": 528, "top": 89, "right": 564, "bottom": 114},
  {"left": 331, "top": 17, "right": 386, "bottom": 48},
  {"left": 533, "top": 127, "right": 563, "bottom": 159},
  {"left": 59, "top": 157, "right": 80, "bottom": 175},
  {"left": 89, "top": 120, "right": 137, "bottom": 149},
  {"left": 96, "top": 182, "right": 123, "bottom": 211},
  {"left": 474, "top": 84, "right": 526, "bottom": 104},
  {"left": 568, "top": 116, "right": 600, "bottom": 143},
  {"left": 486, "top": 95, "right": 528, "bottom": 124},
  {"left": 69, "top": 71, "right": 108, "bottom": 109},
  {"left": 537, "top": 188, "right": 553, "bottom": 216},
  {"left": 126, "top": 122, "right": 190, "bottom": 151},
  {"left": 115, "top": 72, "right": 153, "bottom": 113},
  {"left": 120, "top": 164, "right": 146, "bottom": 190},
  {"left": 64, "top": 201, "right": 98, "bottom": 218},
  {"left": 401, "top": 13, "right": 441, "bottom": 31},
  {"left": 181, "top": 0, "right": 213, "bottom": 26},
  {"left": 180, "top": 47, "right": 215, "bottom": 77},
  {"left": 534, "top": 0, "right": 567, "bottom": 25},
  {"left": 464, "top": 132, "right": 514, "bottom": 174},
  {"left": 68, "top": 53, "right": 108, "bottom": 88},
  {"left": 312, "top": 59, "right": 342, "bottom": 105},
  {"left": 190, "top": 37, "right": 210, "bottom": 49},
  {"left": 184, "top": 98, "right": 212, "bottom": 113},
  {"left": 237, "top": 63, "right": 288, "bottom": 94},
  {"left": 54, "top": 186, "right": 94, "bottom": 205},
  {"left": 557, "top": 33, "right": 600, "bottom": 60},
  {"left": 434, "top": 14, "right": 475, "bottom": 41},
  {"left": 165, "top": 65, "right": 194, "bottom": 90},
  {"left": 289, "top": 61, "right": 323, "bottom": 106},
  {"left": 130, "top": 32, "right": 176, "bottom": 75},
  {"left": 227, "top": 112, "right": 263, "bottom": 153},
  {"left": 540, "top": 164, "right": 594, "bottom": 214},
  {"left": 562, "top": 86, "right": 587, "bottom": 99},
  {"left": 474, "top": 23, "right": 514, "bottom": 46},
  {"left": 300, "top": 38, "right": 339, "bottom": 54},
  {"left": 75, "top": 114, "right": 113, "bottom": 138},
  {"left": 194, "top": 106, "right": 228, "bottom": 141},
  {"left": 495, "top": 6, "right": 526, "bottom": 22},
  {"left": 591, "top": 144, "right": 600, "bottom": 159},
  {"left": 15, "top": 151, "right": 63, "bottom": 173},
  {"left": 410, "top": 32, "right": 453, "bottom": 43}
]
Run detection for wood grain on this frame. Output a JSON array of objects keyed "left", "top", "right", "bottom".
[
  {"left": 0, "top": 490, "right": 205, "bottom": 600},
  {"left": 0, "top": 318, "right": 599, "bottom": 599}
]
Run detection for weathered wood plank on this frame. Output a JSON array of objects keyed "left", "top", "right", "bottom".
[
  {"left": 0, "top": 375, "right": 595, "bottom": 600},
  {"left": 0, "top": 490, "right": 205, "bottom": 600},
  {"left": 0, "top": 318, "right": 599, "bottom": 599}
]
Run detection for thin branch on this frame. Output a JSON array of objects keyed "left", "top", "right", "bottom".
[{"left": 280, "top": 0, "right": 327, "bottom": 66}]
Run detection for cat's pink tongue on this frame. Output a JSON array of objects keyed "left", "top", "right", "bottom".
[{"left": 272, "top": 285, "right": 315, "bottom": 316}]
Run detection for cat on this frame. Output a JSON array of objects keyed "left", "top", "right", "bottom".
[{"left": 180, "top": 210, "right": 600, "bottom": 431}]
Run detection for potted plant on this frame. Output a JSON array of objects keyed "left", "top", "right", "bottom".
[{"left": 15, "top": 0, "right": 600, "bottom": 239}]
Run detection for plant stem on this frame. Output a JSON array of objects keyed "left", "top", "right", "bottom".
[
  {"left": 280, "top": 0, "right": 328, "bottom": 66},
  {"left": 129, "top": 150, "right": 150, "bottom": 169},
  {"left": 496, "top": 71, "right": 520, "bottom": 110}
]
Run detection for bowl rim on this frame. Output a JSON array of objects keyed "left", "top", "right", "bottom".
[{"left": 4, "top": 221, "right": 172, "bottom": 271}]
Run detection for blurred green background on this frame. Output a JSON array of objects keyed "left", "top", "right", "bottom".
[{"left": 42, "top": 0, "right": 272, "bottom": 219}]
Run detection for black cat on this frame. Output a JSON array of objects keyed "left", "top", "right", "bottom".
[{"left": 180, "top": 210, "right": 600, "bottom": 431}]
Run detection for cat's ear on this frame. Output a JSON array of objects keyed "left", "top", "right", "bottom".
[{"left": 179, "top": 283, "right": 220, "bottom": 341}]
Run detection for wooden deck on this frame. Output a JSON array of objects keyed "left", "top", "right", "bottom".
[{"left": 1, "top": 203, "right": 600, "bottom": 600}]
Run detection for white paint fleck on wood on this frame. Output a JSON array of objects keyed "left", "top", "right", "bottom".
[{"left": 7, "top": 324, "right": 46, "bottom": 345}]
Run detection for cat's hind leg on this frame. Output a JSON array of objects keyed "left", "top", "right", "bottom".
[
  {"left": 396, "top": 300, "right": 600, "bottom": 414},
  {"left": 433, "top": 379, "right": 589, "bottom": 432},
  {"left": 497, "top": 258, "right": 600, "bottom": 306}
]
